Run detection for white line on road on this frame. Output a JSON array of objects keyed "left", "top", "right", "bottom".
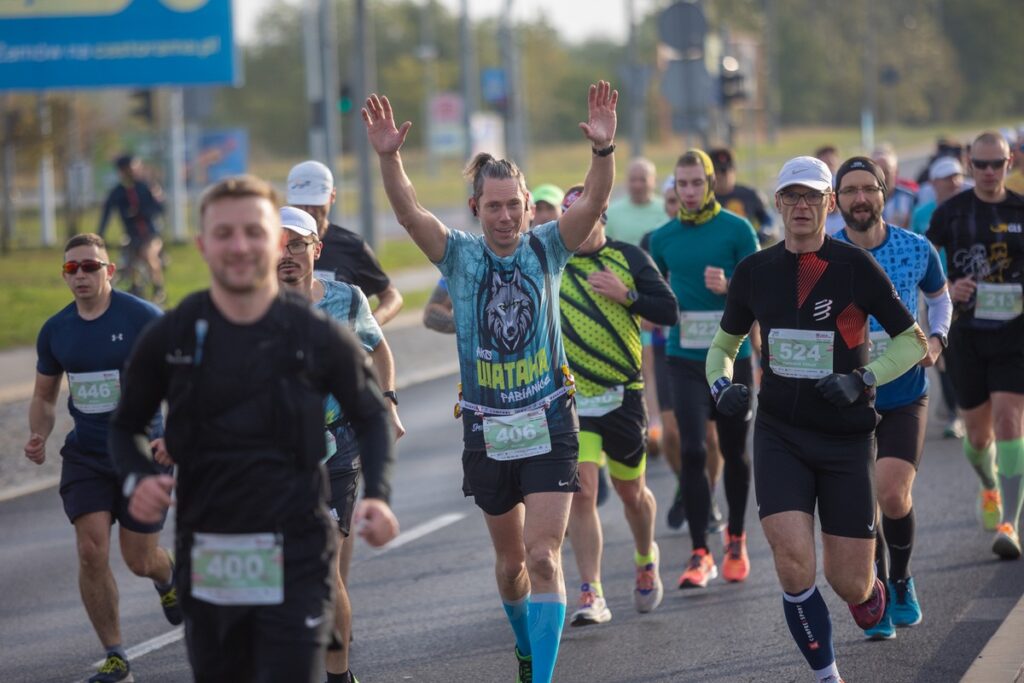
[
  {"left": 85, "top": 626, "right": 184, "bottom": 672},
  {"left": 372, "top": 512, "right": 467, "bottom": 555}
]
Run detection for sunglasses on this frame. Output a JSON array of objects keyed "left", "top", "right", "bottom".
[
  {"left": 970, "top": 158, "right": 1008, "bottom": 171},
  {"left": 62, "top": 259, "right": 109, "bottom": 275}
]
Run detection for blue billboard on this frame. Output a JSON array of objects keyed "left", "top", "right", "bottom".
[{"left": 0, "top": 0, "right": 238, "bottom": 91}]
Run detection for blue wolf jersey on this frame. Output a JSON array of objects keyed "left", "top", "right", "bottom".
[
  {"left": 437, "top": 221, "right": 578, "bottom": 449},
  {"left": 835, "top": 225, "right": 945, "bottom": 410}
]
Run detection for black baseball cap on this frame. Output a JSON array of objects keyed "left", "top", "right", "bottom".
[{"left": 708, "top": 148, "right": 734, "bottom": 172}]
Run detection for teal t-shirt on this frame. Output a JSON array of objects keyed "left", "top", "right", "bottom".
[
  {"left": 648, "top": 210, "right": 759, "bottom": 361},
  {"left": 605, "top": 197, "right": 671, "bottom": 246},
  {"left": 436, "top": 221, "right": 577, "bottom": 449}
]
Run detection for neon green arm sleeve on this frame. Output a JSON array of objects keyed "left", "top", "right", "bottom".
[
  {"left": 865, "top": 323, "right": 927, "bottom": 386},
  {"left": 706, "top": 328, "right": 748, "bottom": 387}
]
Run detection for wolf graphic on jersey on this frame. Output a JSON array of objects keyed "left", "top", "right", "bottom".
[{"left": 481, "top": 266, "right": 538, "bottom": 354}]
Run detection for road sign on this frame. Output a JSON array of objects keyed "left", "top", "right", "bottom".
[
  {"left": 0, "top": 0, "right": 238, "bottom": 91},
  {"left": 659, "top": 1, "right": 707, "bottom": 52},
  {"left": 480, "top": 68, "right": 507, "bottom": 106}
]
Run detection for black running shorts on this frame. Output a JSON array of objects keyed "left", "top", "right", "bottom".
[
  {"left": 59, "top": 443, "right": 166, "bottom": 533},
  {"left": 579, "top": 388, "right": 648, "bottom": 479},
  {"left": 946, "top": 317, "right": 1024, "bottom": 410},
  {"left": 327, "top": 468, "right": 360, "bottom": 537},
  {"left": 753, "top": 410, "right": 876, "bottom": 539},
  {"left": 462, "top": 433, "right": 580, "bottom": 516},
  {"left": 876, "top": 395, "right": 928, "bottom": 470}
]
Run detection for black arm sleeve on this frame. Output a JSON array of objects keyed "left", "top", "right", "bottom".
[
  {"left": 108, "top": 318, "right": 170, "bottom": 482},
  {"left": 625, "top": 245, "right": 679, "bottom": 325},
  {"left": 856, "top": 250, "right": 916, "bottom": 336},
  {"left": 321, "top": 320, "right": 395, "bottom": 502},
  {"left": 719, "top": 257, "right": 756, "bottom": 336}
]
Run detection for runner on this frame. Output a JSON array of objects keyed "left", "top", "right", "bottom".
[
  {"left": 276, "top": 206, "right": 405, "bottom": 683},
  {"left": 557, "top": 184, "right": 678, "bottom": 626},
  {"left": 815, "top": 145, "right": 845, "bottom": 236},
  {"left": 108, "top": 175, "right": 399, "bottom": 682},
  {"left": 832, "top": 156, "right": 952, "bottom": 639},
  {"left": 706, "top": 155, "right": 927, "bottom": 683},
  {"left": 287, "top": 160, "right": 404, "bottom": 325},
  {"left": 605, "top": 157, "right": 670, "bottom": 246},
  {"left": 926, "top": 131, "right": 1024, "bottom": 559},
  {"left": 363, "top": 80, "right": 617, "bottom": 683},
  {"left": 709, "top": 147, "right": 776, "bottom": 244},
  {"left": 97, "top": 154, "right": 167, "bottom": 303},
  {"left": 648, "top": 149, "right": 759, "bottom": 588},
  {"left": 872, "top": 144, "right": 918, "bottom": 229},
  {"left": 25, "top": 233, "right": 177, "bottom": 683}
]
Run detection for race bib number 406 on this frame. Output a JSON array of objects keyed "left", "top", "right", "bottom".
[
  {"left": 768, "top": 329, "right": 835, "bottom": 379},
  {"left": 483, "top": 408, "right": 552, "bottom": 461}
]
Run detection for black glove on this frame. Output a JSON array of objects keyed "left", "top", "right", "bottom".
[
  {"left": 815, "top": 371, "right": 867, "bottom": 407},
  {"left": 711, "top": 378, "right": 749, "bottom": 417}
]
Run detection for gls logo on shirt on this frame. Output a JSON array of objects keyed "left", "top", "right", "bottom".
[
  {"left": 990, "top": 223, "right": 1023, "bottom": 234},
  {"left": 813, "top": 299, "right": 833, "bottom": 321}
]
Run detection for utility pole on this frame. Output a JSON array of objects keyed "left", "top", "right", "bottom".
[
  {"left": 420, "top": 0, "right": 439, "bottom": 177},
  {"left": 459, "top": 0, "right": 475, "bottom": 163},
  {"left": 1, "top": 95, "right": 15, "bottom": 254},
  {"left": 303, "top": 0, "right": 342, "bottom": 218},
  {"left": 500, "top": 0, "right": 527, "bottom": 169},
  {"left": 626, "top": 0, "right": 645, "bottom": 158},
  {"left": 353, "top": 0, "right": 378, "bottom": 249},
  {"left": 763, "top": 0, "right": 778, "bottom": 144},
  {"left": 861, "top": 2, "right": 877, "bottom": 153},
  {"left": 167, "top": 88, "right": 188, "bottom": 241},
  {"left": 37, "top": 94, "right": 56, "bottom": 247}
]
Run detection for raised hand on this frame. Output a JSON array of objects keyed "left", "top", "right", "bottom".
[
  {"left": 578, "top": 80, "right": 618, "bottom": 149},
  {"left": 362, "top": 94, "right": 412, "bottom": 156}
]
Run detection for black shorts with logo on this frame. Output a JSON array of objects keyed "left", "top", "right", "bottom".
[
  {"left": 946, "top": 317, "right": 1024, "bottom": 410},
  {"left": 462, "top": 432, "right": 580, "bottom": 516},
  {"left": 753, "top": 410, "right": 876, "bottom": 539},
  {"left": 59, "top": 442, "right": 167, "bottom": 533},
  {"left": 579, "top": 388, "right": 648, "bottom": 473},
  {"left": 876, "top": 395, "right": 928, "bottom": 470},
  {"left": 327, "top": 468, "right": 360, "bottom": 537}
]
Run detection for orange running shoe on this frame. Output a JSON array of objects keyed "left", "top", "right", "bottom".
[
  {"left": 979, "top": 489, "right": 1003, "bottom": 532},
  {"left": 993, "top": 522, "right": 1022, "bottom": 559},
  {"left": 721, "top": 532, "right": 750, "bottom": 582},
  {"left": 677, "top": 548, "right": 717, "bottom": 588}
]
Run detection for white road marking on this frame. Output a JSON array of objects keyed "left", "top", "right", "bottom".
[
  {"left": 84, "top": 626, "right": 184, "bottom": 674},
  {"left": 372, "top": 512, "right": 467, "bottom": 554}
]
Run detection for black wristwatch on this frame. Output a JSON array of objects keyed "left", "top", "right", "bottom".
[
  {"left": 930, "top": 333, "right": 948, "bottom": 350},
  {"left": 592, "top": 143, "right": 616, "bottom": 157},
  {"left": 625, "top": 289, "right": 639, "bottom": 304},
  {"left": 858, "top": 368, "right": 877, "bottom": 388},
  {"left": 383, "top": 390, "right": 399, "bottom": 406}
]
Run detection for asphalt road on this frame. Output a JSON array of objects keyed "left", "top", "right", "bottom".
[{"left": 1, "top": 370, "right": 1022, "bottom": 683}]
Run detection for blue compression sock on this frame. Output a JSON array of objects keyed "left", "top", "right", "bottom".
[
  {"left": 527, "top": 593, "right": 566, "bottom": 683},
  {"left": 502, "top": 594, "right": 531, "bottom": 656},
  {"left": 782, "top": 586, "right": 836, "bottom": 673}
]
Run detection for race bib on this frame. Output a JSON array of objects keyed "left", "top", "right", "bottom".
[
  {"left": 313, "top": 269, "right": 336, "bottom": 282},
  {"left": 677, "top": 311, "right": 724, "bottom": 350},
  {"left": 576, "top": 385, "right": 625, "bottom": 417},
  {"left": 975, "top": 282, "right": 1023, "bottom": 321},
  {"left": 483, "top": 408, "right": 552, "bottom": 461},
  {"left": 321, "top": 429, "right": 338, "bottom": 465},
  {"left": 768, "top": 329, "right": 835, "bottom": 379},
  {"left": 868, "top": 330, "right": 890, "bottom": 363},
  {"left": 67, "top": 370, "right": 120, "bottom": 414},
  {"left": 191, "top": 532, "right": 284, "bottom": 606}
]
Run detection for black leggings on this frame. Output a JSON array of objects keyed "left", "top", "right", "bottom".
[{"left": 667, "top": 356, "right": 753, "bottom": 550}]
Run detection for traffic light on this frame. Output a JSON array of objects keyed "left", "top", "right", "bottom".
[
  {"left": 129, "top": 89, "right": 154, "bottom": 123},
  {"left": 338, "top": 83, "right": 353, "bottom": 114},
  {"left": 719, "top": 57, "right": 746, "bottom": 106}
]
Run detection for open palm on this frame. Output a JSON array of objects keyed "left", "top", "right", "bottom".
[
  {"left": 362, "top": 94, "right": 412, "bottom": 155},
  {"left": 579, "top": 80, "right": 618, "bottom": 148}
]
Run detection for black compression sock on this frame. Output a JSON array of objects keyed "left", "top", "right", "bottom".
[{"left": 883, "top": 509, "right": 915, "bottom": 581}]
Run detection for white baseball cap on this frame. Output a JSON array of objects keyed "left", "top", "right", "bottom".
[
  {"left": 929, "top": 156, "right": 964, "bottom": 181},
  {"left": 280, "top": 206, "right": 318, "bottom": 237},
  {"left": 286, "top": 160, "right": 334, "bottom": 205},
  {"left": 776, "top": 156, "right": 833, "bottom": 193}
]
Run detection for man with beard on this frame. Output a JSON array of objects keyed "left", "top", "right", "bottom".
[
  {"left": 363, "top": 82, "right": 617, "bottom": 683},
  {"left": 833, "top": 157, "right": 951, "bottom": 639}
]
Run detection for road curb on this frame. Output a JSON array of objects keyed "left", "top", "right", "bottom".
[
  {"left": 0, "top": 476, "right": 60, "bottom": 503},
  {"left": 961, "top": 590, "right": 1024, "bottom": 682}
]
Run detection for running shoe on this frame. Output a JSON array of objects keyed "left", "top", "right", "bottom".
[
  {"left": 570, "top": 584, "right": 612, "bottom": 626},
  {"left": 677, "top": 548, "right": 717, "bottom": 589},
  {"left": 515, "top": 646, "right": 532, "bottom": 683},
  {"left": 666, "top": 486, "right": 687, "bottom": 531},
  {"left": 979, "top": 489, "right": 1003, "bottom": 532},
  {"left": 634, "top": 542, "right": 664, "bottom": 613},
  {"left": 721, "top": 532, "right": 750, "bottom": 583},
  {"left": 863, "top": 599, "right": 895, "bottom": 640},
  {"left": 156, "top": 549, "right": 183, "bottom": 626},
  {"left": 943, "top": 418, "right": 964, "bottom": 439},
  {"left": 992, "top": 522, "right": 1022, "bottom": 560},
  {"left": 889, "top": 577, "right": 922, "bottom": 627},
  {"left": 88, "top": 653, "right": 132, "bottom": 683},
  {"left": 848, "top": 577, "right": 887, "bottom": 630},
  {"left": 708, "top": 499, "right": 725, "bottom": 534}
]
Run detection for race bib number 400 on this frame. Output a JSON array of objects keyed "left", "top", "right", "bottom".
[
  {"left": 67, "top": 370, "right": 120, "bottom": 414},
  {"left": 768, "top": 328, "right": 835, "bottom": 379},
  {"left": 191, "top": 532, "right": 284, "bottom": 606},
  {"left": 677, "top": 311, "right": 723, "bottom": 350},
  {"left": 483, "top": 408, "right": 552, "bottom": 461},
  {"left": 975, "top": 282, "right": 1023, "bottom": 321}
]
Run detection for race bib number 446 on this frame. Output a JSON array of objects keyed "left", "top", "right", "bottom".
[
  {"left": 768, "top": 329, "right": 835, "bottom": 379},
  {"left": 67, "top": 370, "right": 120, "bottom": 414}
]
